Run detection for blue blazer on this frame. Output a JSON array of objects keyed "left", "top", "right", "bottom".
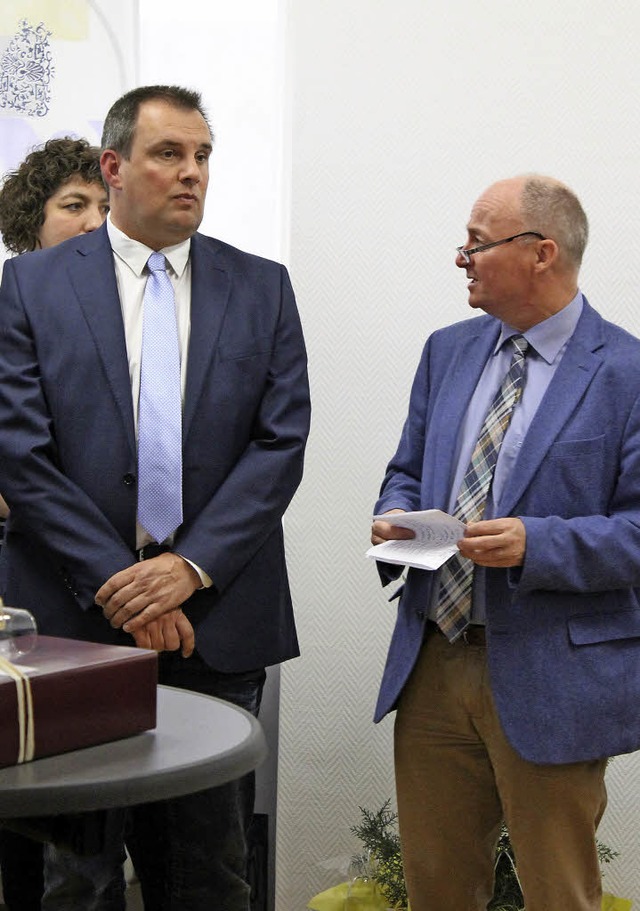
[
  {"left": 374, "top": 299, "right": 640, "bottom": 764},
  {"left": 0, "top": 223, "right": 310, "bottom": 672}
]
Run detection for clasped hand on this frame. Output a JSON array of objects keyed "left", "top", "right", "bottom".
[{"left": 95, "top": 552, "right": 200, "bottom": 656}]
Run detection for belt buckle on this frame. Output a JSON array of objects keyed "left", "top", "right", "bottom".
[
  {"left": 138, "top": 543, "right": 170, "bottom": 561},
  {"left": 462, "top": 625, "right": 485, "bottom": 646}
]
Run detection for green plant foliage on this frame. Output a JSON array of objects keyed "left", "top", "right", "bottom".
[
  {"left": 351, "top": 805, "right": 619, "bottom": 911},
  {"left": 597, "top": 839, "right": 620, "bottom": 867},
  {"left": 350, "top": 801, "right": 406, "bottom": 908}
]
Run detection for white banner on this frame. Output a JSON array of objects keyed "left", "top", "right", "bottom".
[{"left": 0, "top": 0, "right": 138, "bottom": 260}]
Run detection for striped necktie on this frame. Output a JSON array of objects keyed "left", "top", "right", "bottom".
[
  {"left": 137, "top": 252, "right": 183, "bottom": 544},
  {"left": 436, "top": 335, "right": 529, "bottom": 641}
]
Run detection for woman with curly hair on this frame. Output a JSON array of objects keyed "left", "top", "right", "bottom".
[
  {"left": 0, "top": 136, "right": 108, "bottom": 911},
  {"left": 0, "top": 136, "right": 109, "bottom": 254}
]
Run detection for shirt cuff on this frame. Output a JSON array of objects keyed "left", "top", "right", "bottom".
[{"left": 178, "top": 555, "right": 213, "bottom": 589}]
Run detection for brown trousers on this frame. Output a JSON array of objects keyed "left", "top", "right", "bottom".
[{"left": 394, "top": 628, "right": 607, "bottom": 911}]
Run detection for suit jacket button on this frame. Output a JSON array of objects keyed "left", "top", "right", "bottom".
[{"left": 123, "top": 473, "right": 135, "bottom": 486}]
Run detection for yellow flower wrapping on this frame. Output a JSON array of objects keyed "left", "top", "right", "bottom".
[
  {"left": 602, "top": 893, "right": 632, "bottom": 911},
  {"left": 308, "top": 878, "right": 389, "bottom": 911},
  {"left": 308, "top": 881, "right": 629, "bottom": 910}
]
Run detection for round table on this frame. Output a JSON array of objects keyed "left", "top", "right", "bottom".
[{"left": 0, "top": 685, "right": 268, "bottom": 817}]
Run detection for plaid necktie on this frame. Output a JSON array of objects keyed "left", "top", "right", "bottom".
[
  {"left": 137, "top": 252, "right": 183, "bottom": 543},
  {"left": 436, "top": 334, "right": 529, "bottom": 641}
]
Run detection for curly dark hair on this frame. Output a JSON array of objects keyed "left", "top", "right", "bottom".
[{"left": 0, "top": 137, "right": 104, "bottom": 254}]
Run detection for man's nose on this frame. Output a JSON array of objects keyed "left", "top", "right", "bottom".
[{"left": 180, "top": 159, "right": 201, "bottom": 183}]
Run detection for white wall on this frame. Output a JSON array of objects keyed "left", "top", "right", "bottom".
[
  {"left": 278, "top": 1, "right": 640, "bottom": 907},
  {"left": 139, "top": 0, "right": 288, "bottom": 262}
]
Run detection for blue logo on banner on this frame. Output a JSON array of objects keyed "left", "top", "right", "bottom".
[{"left": 0, "top": 20, "right": 55, "bottom": 118}]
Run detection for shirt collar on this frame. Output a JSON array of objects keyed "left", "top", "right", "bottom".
[
  {"left": 106, "top": 215, "right": 191, "bottom": 279},
  {"left": 496, "top": 290, "right": 584, "bottom": 364}
]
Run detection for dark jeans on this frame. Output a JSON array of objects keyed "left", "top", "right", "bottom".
[
  {"left": 0, "top": 534, "right": 45, "bottom": 910},
  {"left": 0, "top": 828, "right": 44, "bottom": 911},
  {"left": 42, "top": 652, "right": 265, "bottom": 911}
]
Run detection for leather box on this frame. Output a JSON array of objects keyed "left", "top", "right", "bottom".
[{"left": 0, "top": 636, "right": 157, "bottom": 768}]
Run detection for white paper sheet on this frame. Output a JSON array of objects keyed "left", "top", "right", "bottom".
[{"left": 366, "top": 509, "right": 465, "bottom": 570}]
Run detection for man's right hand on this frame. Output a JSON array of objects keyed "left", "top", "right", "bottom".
[
  {"left": 370, "top": 508, "right": 415, "bottom": 546},
  {"left": 130, "top": 608, "right": 195, "bottom": 657},
  {"left": 96, "top": 552, "right": 200, "bottom": 631}
]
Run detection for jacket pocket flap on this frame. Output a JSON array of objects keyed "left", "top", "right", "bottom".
[
  {"left": 219, "top": 336, "right": 273, "bottom": 361},
  {"left": 568, "top": 609, "right": 640, "bottom": 645}
]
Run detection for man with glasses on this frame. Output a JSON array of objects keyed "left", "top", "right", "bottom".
[{"left": 371, "top": 174, "right": 640, "bottom": 910}]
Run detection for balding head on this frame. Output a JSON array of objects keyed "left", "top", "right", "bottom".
[
  {"left": 518, "top": 175, "right": 588, "bottom": 271},
  {"left": 460, "top": 175, "right": 585, "bottom": 328}
]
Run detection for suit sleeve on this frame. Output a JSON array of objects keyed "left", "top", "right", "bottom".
[
  {"left": 0, "top": 258, "right": 135, "bottom": 607},
  {"left": 375, "top": 340, "right": 431, "bottom": 516},
  {"left": 372, "top": 341, "right": 432, "bottom": 587}
]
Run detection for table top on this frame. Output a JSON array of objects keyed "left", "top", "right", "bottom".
[{"left": 0, "top": 685, "right": 268, "bottom": 817}]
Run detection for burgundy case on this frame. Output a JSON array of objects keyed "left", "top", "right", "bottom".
[{"left": 0, "top": 636, "right": 158, "bottom": 768}]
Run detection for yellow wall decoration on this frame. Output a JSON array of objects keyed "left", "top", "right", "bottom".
[{"left": 0, "top": 1, "right": 88, "bottom": 40}]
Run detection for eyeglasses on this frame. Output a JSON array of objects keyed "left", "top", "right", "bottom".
[{"left": 456, "top": 231, "right": 545, "bottom": 265}]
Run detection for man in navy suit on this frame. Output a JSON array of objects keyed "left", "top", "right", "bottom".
[
  {"left": 371, "top": 175, "right": 640, "bottom": 910},
  {"left": 0, "top": 85, "right": 310, "bottom": 911}
]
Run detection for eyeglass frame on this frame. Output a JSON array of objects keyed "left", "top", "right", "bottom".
[{"left": 456, "top": 231, "right": 545, "bottom": 265}]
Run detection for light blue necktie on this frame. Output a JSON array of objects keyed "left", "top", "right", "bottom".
[{"left": 137, "top": 252, "right": 183, "bottom": 543}]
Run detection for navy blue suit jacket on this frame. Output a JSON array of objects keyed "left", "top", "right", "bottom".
[
  {"left": 374, "top": 300, "right": 640, "bottom": 764},
  {"left": 0, "top": 223, "right": 310, "bottom": 672}
]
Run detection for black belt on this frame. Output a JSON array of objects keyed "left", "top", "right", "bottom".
[
  {"left": 137, "top": 544, "right": 172, "bottom": 561},
  {"left": 426, "top": 619, "right": 486, "bottom": 646}
]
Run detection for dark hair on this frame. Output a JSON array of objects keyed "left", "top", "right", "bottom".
[
  {"left": 101, "top": 85, "right": 213, "bottom": 158},
  {"left": 0, "top": 137, "right": 103, "bottom": 254},
  {"left": 520, "top": 176, "right": 589, "bottom": 269}
]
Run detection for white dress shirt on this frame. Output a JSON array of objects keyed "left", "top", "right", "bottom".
[
  {"left": 106, "top": 216, "right": 211, "bottom": 586},
  {"left": 107, "top": 216, "right": 192, "bottom": 427}
]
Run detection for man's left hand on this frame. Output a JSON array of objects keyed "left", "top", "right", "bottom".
[
  {"left": 457, "top": 517, "right": 526, "bottom": 567},
  {"left": 95, "top": 553, "right": 200, "bottom": 631},
  {"left": 130, "top": 609, "right": 195, "bottom": 658}
]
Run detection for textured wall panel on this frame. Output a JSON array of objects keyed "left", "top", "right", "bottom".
[{"left": 279, "top": 1, "right": 640, "bottom": 907}]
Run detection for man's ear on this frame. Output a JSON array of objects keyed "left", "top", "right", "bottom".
[
  {"left": 100, "top": 150, "right": 123, "bottom": 190},
  {"left": 534, "top": 238, "right": 558, "bottom": 272}
]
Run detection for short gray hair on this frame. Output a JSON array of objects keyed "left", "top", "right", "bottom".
[{"left": 520, "top": 176, "right": 588, "bottom": 269}]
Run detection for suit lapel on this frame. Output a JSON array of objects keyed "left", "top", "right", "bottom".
[
  {"left": 182, "top": 234, "right": 232, "bottom": 440},
  {"left": 67, "top": 225, "right": 136, "bottom": 459},
  {"left": 499, "top": 300, "right": 605, "bottom": 515},
  {"left": 431, "top": 318, "right": 501, "bottom": 507}
]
